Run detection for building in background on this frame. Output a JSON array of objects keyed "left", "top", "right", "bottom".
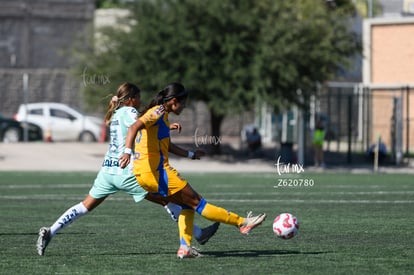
[
  {"left": 0, "top": 0, "right": 95, "bottom": 116},
  {"left": 363, "top": 17, "right": 414, "bottom": 163}
]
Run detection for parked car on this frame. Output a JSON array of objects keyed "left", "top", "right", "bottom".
[
  {"left": 14, "top": 102, "right": 104, "bottom": 142},
  {"left": 0, "top": 115, "right": 43, "bottom": 143}
]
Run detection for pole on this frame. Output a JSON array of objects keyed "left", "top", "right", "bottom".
[
  {"left": 297, "top": 106, "right": 304, "bottom": 166},
  {"left": 347, "top": 94, "right": 352, "bottom": 164},
  {"left": 23, "top": 73, "right": 29, "bottom": 142},
  {"left": 357, "top": 84, "right": 363, "bottom": 144},
  {"left": 367, "top": 0, "right": 373, "bottom": 18},
  {"left": 406, "top": 86, "right": 410, "bottom": 157},
  {"left": 373, "top": 135, "right": 379, "bottom": 172}
]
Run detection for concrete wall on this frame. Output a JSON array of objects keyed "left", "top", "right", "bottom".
[
  {"left": 0, "top": 0, "right": 94, "bottom": 116},
  {"left": 0, "top": 0, "right": 94, "bottom": 68}
]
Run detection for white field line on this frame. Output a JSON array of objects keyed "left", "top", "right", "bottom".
[
  {"left": 0, "top": 183, "right": 414, "bottom": 196},
  {"left": 0, "top": 184, "right": 90, "bottom": 189},
  {"left": 173, "top": 184, "right": 414, "bottom": 190},
  {"left": 211, "top": 199, "right": 414, "bottom": 204},
  {"left": 207, "top": 191, "right": 414, "bottom": 195},
  {"left": 0, "top": 195, "right": 413, "bottom": 204},
  {"left": 1, "top": 184, "right": 413, "bottom": 195}
]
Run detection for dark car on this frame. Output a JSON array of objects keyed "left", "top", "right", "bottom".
[{"left": 0, "top": 115, "right": 43, "bottom": 142}]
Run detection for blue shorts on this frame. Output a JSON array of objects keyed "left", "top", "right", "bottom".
[{"left": 89, "top": 171, "right": 148, "bottom": 202}]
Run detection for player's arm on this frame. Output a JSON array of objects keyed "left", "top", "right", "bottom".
[
  {"left": 119, "top": 119, "right": 145, "bottom": 168},
  {"left": 169, "top": 142, "right": 205, "bottom": 159}
]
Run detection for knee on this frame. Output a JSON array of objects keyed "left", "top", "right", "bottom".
[{"left": 195, "top": 198, "right": 207, "bottom": 215}]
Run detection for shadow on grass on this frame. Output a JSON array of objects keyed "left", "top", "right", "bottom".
[
  {"left": 96, "top": 250, "right": 331, "bottom": 258},
  {"left": 0, "top": 233, "right": 40, "bottom": 236},
  {"left": 0, "top": 232, "right": 97, "bottom": 236},
  {"left": 202, "top": 249, "right": 330, "bottom": 257}
]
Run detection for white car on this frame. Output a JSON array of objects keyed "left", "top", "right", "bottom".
[{"left": 15, "top": 102, "right": 104, "bottom": 142}]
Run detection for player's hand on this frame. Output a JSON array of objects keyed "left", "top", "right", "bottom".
[
  {"left": 170, "top": 122, "right": 182, "bottom": 133},
  {"left": 119, "top": 153, "right": 130, "bottom": 168},
  {"left": 193, "top": 150, "right": 205, "bottom": 160}
]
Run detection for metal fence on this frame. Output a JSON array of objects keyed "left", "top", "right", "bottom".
[{"left": 316, "top": 82, "right": 413, "bottom": 164}]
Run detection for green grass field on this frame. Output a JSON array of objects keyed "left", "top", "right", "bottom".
[{"left": 0, "top": 171, "right": 413, "bottom": 274}]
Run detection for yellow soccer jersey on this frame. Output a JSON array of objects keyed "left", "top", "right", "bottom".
[{"left": 133, "top": 105, "right": 171, "bottom": 174}]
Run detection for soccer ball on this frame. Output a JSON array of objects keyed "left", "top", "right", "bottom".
[{"left": 272, "top": 213, "right": 299, "bottom": 239}]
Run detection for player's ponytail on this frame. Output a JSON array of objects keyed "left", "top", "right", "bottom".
[
  {"left": 155, "top": 88, "right": 168, "bottom": 105},
  {"left": 105, "top": 82, "right": 140, "bottom": 125}
]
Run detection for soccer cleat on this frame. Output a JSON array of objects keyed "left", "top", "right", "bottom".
[
  {"left": 196, "top": 222, "right": 220, "bottom": 245},
  {"left": 239, "top": 211, "right": 267, "bottom": 235},
  {"left": 177, "top": 246, "right": 202, "bottom": 259},
  {"left": 36, "top": 227, "right": 51, "bottom": 256}
]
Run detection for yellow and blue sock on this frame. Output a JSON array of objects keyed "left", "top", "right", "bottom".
[
  {"left": 196, "top": 198, "right": 244, "bottom": 227},
  {"left": 178, "top": 208, "right": 194, "bottom": 247}
]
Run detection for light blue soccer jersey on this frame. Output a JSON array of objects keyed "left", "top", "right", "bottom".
[{"left": 101, "top": 106, "right": 137, "bottom": 175}]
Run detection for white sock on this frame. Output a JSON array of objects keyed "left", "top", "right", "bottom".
[
  {"left": 164, "top": 202, "right": 182, "bottom": 222},
  {"left": 50, "top": 202, "right": 89, "bottom": 237},
  {"left": 193, "top": 225, "right": 202, "bottom": 240}
]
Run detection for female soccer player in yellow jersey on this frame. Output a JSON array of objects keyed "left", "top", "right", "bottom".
[
  {"left": 119, "top": 82, "right": 266, "bottom": 259},
  {"left": 36, "top": 82, "right": 219, "bottom": 256}
]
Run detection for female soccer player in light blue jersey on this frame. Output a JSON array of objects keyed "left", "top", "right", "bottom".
[{"left": 36, "top": 82, "right": 219, "bottom": 256}]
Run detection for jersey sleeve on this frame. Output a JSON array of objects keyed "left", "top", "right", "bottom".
[
  {"left": 123, "top": 107, "right": 138, "bottom": 128},
  {"left": 138, "top": 105, "right": 165, "bottom": 128}
]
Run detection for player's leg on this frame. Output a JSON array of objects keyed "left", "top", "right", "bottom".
[
  {"left": 169, "top": 183, "right": 244, "bottom": 225},
  {"left": 177, "top": 207, "right": 194, "bottom": 248},
  {"left": 145, "top": 190, "right": 220, "bottom": 245},
  {"left": 170, "top": 184, "right": 266, "bottom": 259},
  {"left": 36, "top": 195, "right": 105, "bottom": 256},
  {"left": 37, "top": 172, "right": 113, "bottom": 256},
  {"left": 124, "top": 173, "right": 220, "bottom": 245},
  {"left": 177, "top": 207, "right": 206, "bottom": 259},
  {"left": 163, "top": 202, "right": 219, "bottom": 245},
  {"left": 314, "top": 145, "right": 322, "bottom": 166},
  {"left": 123, "top": 174, "right": 202, "bottom": 240},
  {"left": 50, "top": 196, "right": 102, "bottom": 236},
  {"left": 165, "top": 170, "right": 263, "bottom": 258},
  {"left": 169, "top": 183, "right": 266, "bottom": 235},
  {"left": 162, "top": 169, "right": 244, "bottom": 227}
]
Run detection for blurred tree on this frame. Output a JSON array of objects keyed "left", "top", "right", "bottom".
[
  {"left": 95, "top": 0, "right": 125, "bottom": 9},
  {"left": 76, "top": 0, "right": 361, "bottom": 153},
  {"left": 253, "top": 1, "right": 361, "bottom": 107},
  {"left": 352, "top": 0, "right": 382, "bottom": 18}
]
